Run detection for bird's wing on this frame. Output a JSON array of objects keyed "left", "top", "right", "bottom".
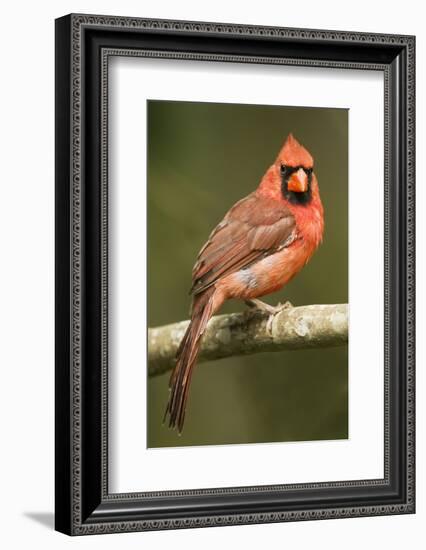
[{"left": 191, "top": 192, "right": 296, "bottom": 295}]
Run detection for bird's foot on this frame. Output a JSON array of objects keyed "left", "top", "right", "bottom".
[{"left": 244, "top": 299, "right": 293, "bottom": 334}]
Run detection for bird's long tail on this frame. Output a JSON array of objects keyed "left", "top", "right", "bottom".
[{"left": 164, "top": 287, "right": 216, "bottom": 433}]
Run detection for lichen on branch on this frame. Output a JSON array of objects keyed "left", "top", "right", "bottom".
[{"left": 148, "top": 303, "right": 348, "bottom": 378}]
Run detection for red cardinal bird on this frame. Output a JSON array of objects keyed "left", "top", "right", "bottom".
[{"left": 164, "top": 134, "right": 324, "bottom": 433}]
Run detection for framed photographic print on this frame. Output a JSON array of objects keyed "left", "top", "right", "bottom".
[{"left": 55, "top": 14, "right": 415, "bottom": 535}]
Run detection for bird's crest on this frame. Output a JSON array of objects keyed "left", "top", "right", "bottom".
[{"left": 277, "top": 134, "right": 314, "bottom": 168}]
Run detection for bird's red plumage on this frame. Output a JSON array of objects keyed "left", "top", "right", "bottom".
[{"left": 164, "top": 134, "right": 324, "bottom": 432}]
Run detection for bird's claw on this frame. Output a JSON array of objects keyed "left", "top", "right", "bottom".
[
  {"left": 245, "top": 299, "right": 293, "bottom": 335},
  {"left": 274, "top": 300, "right": 293, "bottom": 311},
  {"left": 265, "top": 302, "right": 293, "bottom": 335}
]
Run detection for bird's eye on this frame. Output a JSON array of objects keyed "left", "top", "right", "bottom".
[{"left": 280, "top": 164, "right": 287, "bottom": 173}]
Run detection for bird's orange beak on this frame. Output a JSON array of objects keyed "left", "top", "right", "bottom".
[{"left": 287, "top": 168, "right": 308, "bottom": 193}]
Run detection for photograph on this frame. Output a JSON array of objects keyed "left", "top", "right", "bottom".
[{"left": 147, "top": 100, "right": 349, "bottom": 448}]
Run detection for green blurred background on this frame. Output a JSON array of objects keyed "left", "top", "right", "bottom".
[{"left": 147, "top": 100, "right": 348, "bottom": 448}]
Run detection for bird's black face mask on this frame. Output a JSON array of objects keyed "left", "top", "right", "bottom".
[{"left": 281, "top": 165, "right": 313, "bottom": 205}]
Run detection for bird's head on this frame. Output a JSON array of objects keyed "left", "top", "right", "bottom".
[
  {"left": 257, "top": 134, "right": 320, "bottom": 209},
  {"left": 275, "top": 134, "right": 314, "bottom": 205}
]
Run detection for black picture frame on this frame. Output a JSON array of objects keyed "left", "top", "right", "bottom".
[{"left": 55, "top": 13, "right": 415, "bottom": 535}]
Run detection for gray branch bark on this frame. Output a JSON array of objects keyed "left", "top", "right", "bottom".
[{"left": 148, "top": 303, "right": 348, "bottom": 378}]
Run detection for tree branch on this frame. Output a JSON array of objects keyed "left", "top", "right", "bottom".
[{"left": 148, "top": 303, "right": 348, "bottom": 377}]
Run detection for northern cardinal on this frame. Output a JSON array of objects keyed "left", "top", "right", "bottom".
[{"left": 164, "top": 134, "right": 324, "bottom": 433}]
